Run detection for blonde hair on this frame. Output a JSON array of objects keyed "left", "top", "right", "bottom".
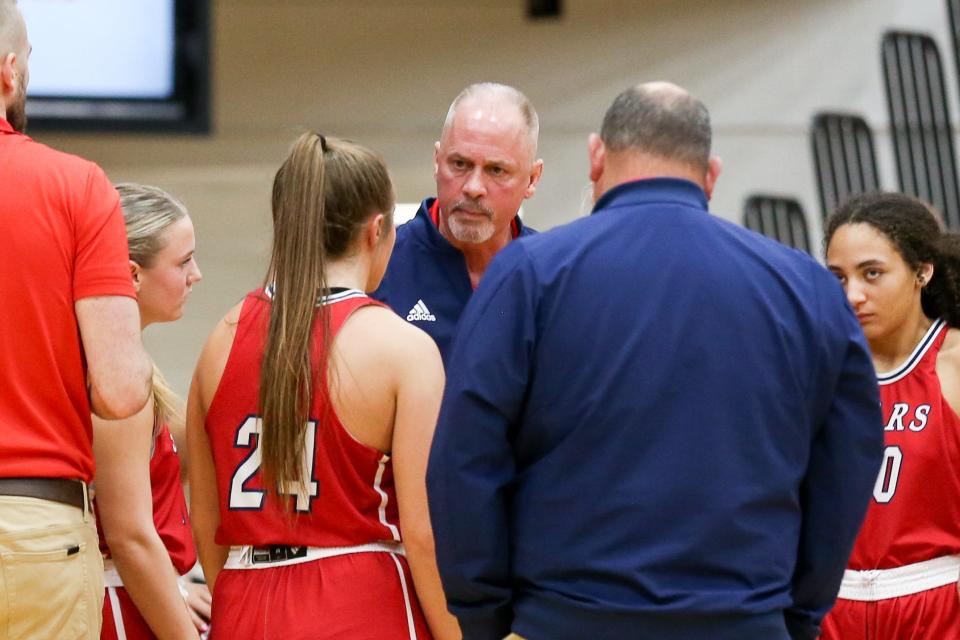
[
  {"left": 115, "top": 182, "right": 190, "bottom": 434},
  {"left": 259, "top": 133, "right": 393, "bottom": 495}
]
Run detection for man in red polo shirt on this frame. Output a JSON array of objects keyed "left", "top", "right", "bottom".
[{"left": 0, "top": 2, "right": 152, "bottom": 637}]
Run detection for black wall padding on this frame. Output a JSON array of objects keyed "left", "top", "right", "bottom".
[
  {"left": 948, "top": 0, "right": 960, "bottom": 104},
  {"left": 881, "top": 31, "right": 960, "bottom": 229},
  {"left": 743, "top": 196, "right": 812, "bottom": 254},
  {"left": 811, "top": 113, "right": 880, "bottom": 221}
]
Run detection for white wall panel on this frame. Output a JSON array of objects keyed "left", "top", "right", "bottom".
[{"left": 25, "top": 0, "right": 954, "bottom": 392}]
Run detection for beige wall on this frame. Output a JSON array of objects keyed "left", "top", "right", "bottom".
[{"left": 27, "top": 0, "right": 956, "bottom": 393}]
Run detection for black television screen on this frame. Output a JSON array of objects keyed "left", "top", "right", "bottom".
[{"left": 21, "top": 0, "right": 210, "bottom": 133}]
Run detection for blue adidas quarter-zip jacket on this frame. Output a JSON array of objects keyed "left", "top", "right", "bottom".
[
  {"left": 372, "top": 198, "right": 535, "bottom": 363},
  {"left": 427, "top": 178, "right": 883, "bottom": 640}
]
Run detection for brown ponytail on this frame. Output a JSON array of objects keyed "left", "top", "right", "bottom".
[{"left": 259, "top": 132, "right": 393, "bottom": 496}]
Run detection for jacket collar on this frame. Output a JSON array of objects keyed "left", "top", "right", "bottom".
[
  {"left": 592, "top": 177, "right": 708, "bottom": 215},
  {"left": 410, "top": 197, "right": 530, "bottom": 251}
]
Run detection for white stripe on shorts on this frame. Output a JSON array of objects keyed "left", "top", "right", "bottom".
[
  {"left": 389, "top": 553, "right": 417, "bottom": 640},
  {"left": 107, "top": 586, "right": 128, "bottom": 640}
]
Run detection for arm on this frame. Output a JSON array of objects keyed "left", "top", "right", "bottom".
[
  {"left": 186, "top": 374, "right": 226, "bottom": 591},
  {"left": 77, "top": 295, "right": 152, "bottom": 419},
  {"left": 425, "top": 243, "right": 538, "bottom": 640},
  {"left": 935, "top": 327, "right": 960, "bottom": 418},
  {"left": 93, "top": 402, "right": 200, "bottom": 640},
  {"left": 786, "top": 277, "right": 883, "bottom": 640},
  {"left": 391, "top": 327, "right": 461, "bottom": 640},
  {"left": 187, "top": 312, "right": 237, "bottom": 592},
  {"left": 73, "top": 165, "right": 152, "bottom": 420},
  {"left": 932, "top": 328, "right": 960, "bottom": 604}
]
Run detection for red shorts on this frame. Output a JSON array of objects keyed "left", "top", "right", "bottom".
[
  {"left": 102, "top": 586, "right": 156, "bottom": 640},
  {"left": 820, "top": 583, "right": 960, "bottom": 639},
  {"left": 210, "top": 551, "right": 432, "bottom": 640}
]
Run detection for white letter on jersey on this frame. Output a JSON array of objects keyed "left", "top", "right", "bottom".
[
  {"left": 884, "top": 403, "right": 910, "bottom": 431},
  {"left": 909, "top": 404, "right": 931, "bottom": 432}
]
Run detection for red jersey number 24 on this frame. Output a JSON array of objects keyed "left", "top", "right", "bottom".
[{"left": 228, "top": 416, "right": 320, "bottom": 512}]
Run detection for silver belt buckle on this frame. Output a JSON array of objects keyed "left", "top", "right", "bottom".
[{"left": 252, "top": 547, "right": 273, "bottom": 564}]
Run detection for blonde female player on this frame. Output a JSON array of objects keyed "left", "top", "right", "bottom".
[
  {"left": 821, "top": 192, "right": 960, "bottom": 639},
  {"left": 94, "top": 184, "right": 211, "bottom": 640},
  {"left": 187, "top": 133, "right": 460, "bottom": 640}
]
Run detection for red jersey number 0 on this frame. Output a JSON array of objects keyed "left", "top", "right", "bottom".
[{"left": 873, "top": 445, "right": 903, "bottom": 504}]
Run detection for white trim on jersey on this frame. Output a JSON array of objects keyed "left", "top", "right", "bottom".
[
  {"left": 224, "top": 541, "right": 405, "bottom": 570},
  {"left": 107, "top": 586, "right": 128, "bottom": 640},
  {"left": 263, "top": 284, "right": 367, "bottom": 306},
  {"left": 838, "top": 553, "right": 960, "bottom": 600},
  {"left": 877, "top": 318, "right": 946, "bottom": 385},
  {"left": 373, "top": 454, "right": 402, "bottom": 541},
  {"left": 389, "top": 552, "right": 418, "bottom": 640}
]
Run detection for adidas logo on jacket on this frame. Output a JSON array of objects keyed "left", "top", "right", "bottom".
[{"left": 406, "top": 300, "right": 436, "bottom": 322}]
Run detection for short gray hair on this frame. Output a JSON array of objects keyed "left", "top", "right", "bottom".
[
  {"left": 0, "top": 0, "right": 23, "bottom": 54},
  {"left": 442, "top": 82, "right": 540, "bottom": 155},
  {"left": 600, "top": 84, "right": 712, "bottom": 172}
]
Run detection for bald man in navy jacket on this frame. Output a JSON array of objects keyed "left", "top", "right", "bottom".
[{"left": 427, "top": 83, "right": 883, "bottom": 640}]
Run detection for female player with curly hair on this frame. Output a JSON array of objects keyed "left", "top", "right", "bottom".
[{"left": 821, "top": 192, "right": 960, "bottom": 639}]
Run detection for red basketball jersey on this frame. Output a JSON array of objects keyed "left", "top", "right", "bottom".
[
  {"left": 848, "top": 319, "right": 960, "bottom": 569},
  {"left": 206, "top": 288, "right": 403, "bottom": 547},
  {"left": 97, "top": 423, "right": 197, "bottom": 575}
]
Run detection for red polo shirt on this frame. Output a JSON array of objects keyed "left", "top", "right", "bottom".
[{"left": 0, "top": 118, "right": 135, "bottom": 483}]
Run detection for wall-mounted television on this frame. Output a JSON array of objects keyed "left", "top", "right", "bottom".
[{"left": 21, "top": 0, "right": 210, "bottom": 133}]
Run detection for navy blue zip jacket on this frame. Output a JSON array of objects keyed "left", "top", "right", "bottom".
[
  {"left": 427, "top": 178, "right": 883, "bottom": 640},
  {"left": 372, "top": 197, "right": 535, "bottom": 363}
]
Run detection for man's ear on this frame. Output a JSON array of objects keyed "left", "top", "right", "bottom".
[
  {"left": 704, "top": 156, "right": 723, "bottom": 200},
  {"left": 524, "top": 159, "right": 544, "bottom": 199},
  {"left": 0, "top": 53, "right": 17, "bottom": 99},
  {"left": 129, "top": 260, "right": 143, "bottom": 293},
  {"left": 588, "top": 133, "right": 606, "bottom": 184},
  {"left": 433, "top": 141, "right": 441, "bottom": 180}
]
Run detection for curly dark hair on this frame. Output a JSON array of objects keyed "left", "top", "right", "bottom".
[{"left": 824, "top": 192, "right": 960, "bottom": 327}]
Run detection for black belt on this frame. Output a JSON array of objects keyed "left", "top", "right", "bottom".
[
  {"left": 0, "top": 478, "right": 87, "bottom": 510},
  {"left": 250, "top": 545, "right": 308, "bottom": 564}
]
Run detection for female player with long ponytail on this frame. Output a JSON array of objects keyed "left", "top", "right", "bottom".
[{"left": 187, "top": 133, "right": 459, "bottom": 639}]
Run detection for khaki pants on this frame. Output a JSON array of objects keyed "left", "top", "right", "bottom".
[
  {"left": 505, "top": 635, "right": 526, "bottom": 640},
  {"left": 0, "top": 494, "right": 103, "bottom": 640}
]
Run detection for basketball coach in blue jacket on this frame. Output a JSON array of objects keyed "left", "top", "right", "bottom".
[
  {"left": 372, "top": 83, "right": 541, "bottom": 362},
  {"left": 426, "top": 82, "right": 883, "bottom": 640}
]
